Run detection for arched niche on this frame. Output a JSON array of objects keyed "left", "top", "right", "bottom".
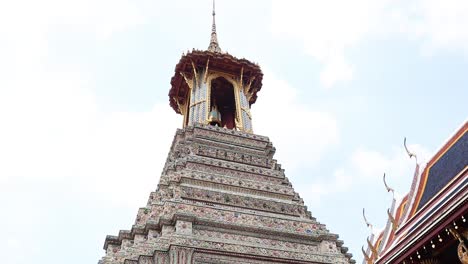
[{"left": 209, "top": 76, "right": 237, "bottom": 129}]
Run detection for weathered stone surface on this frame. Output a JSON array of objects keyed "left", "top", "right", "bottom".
[{"left": 99, "top": 124, "right": 354, "bottom": 264}]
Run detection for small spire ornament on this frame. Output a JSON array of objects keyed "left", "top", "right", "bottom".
[{"left": 207, "top": 0, "right": 222, "bottom": 53}]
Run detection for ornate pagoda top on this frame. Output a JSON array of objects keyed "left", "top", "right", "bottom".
[
  {"left": 168, "top": 1, "right": 263, "bottom": 115},
  {"left": 169, "top": 50, "right": 263, "bottom": 114},
  {"left": 207, "top": 0, "right": 221, "bottom": 53}
]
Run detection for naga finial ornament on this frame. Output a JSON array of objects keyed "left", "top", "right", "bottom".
[
  {"left": 362, "top": 246, "right": 371, "bottom": 262},
  {"left": 404, "top": 137, "right": 418, "bottom": 164},
  {"left": 367, "top": 236, "right": 378, "bottom": 258},
  {"left": 383, "top": 173, "right": 395, "bottom": 198},
  {"left": 387, "top": 208, "right": 399, "bottom": 231},
  {"left": 363, "top": 208, "right": 373, "bottom": 231}
]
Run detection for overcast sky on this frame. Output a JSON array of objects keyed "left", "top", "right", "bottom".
[{"left": 0, "top": 0, "right": 467, "bottom": 263}]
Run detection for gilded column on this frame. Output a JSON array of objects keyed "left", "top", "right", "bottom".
[
  {"left": 238, "top": 90, "right": 253, "bottom": 132},
  {"left": 188, "top": 68, "right": 209, "bottom": 126}
]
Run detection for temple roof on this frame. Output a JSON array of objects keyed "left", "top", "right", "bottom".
[{"left": 362, "top": 121, "right": 468, "bottom": 263}]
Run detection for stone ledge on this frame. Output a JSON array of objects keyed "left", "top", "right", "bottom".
[{"left": 104, "top": 211, "right": 334, "bottom": 250}]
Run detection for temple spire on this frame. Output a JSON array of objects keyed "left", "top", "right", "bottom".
[{"left": 208, "top": 0, "right": 222, "bottom": 53}]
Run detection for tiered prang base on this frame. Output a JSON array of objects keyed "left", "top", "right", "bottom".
[{"left": 100, "top": 124, "right": 354, "bottom": 264}]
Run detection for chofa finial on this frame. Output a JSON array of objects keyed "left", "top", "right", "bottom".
[
  {"left": 363, "top": 208, "right": 373, "bottom": 231},
  {"left": 383, "top": 173, "right": 395, "bottom": 198},
  {"left": 367, "top": 236, "right": 378, "bottom": 257},
  {"left": 404, "top": 137, "right": 418, "bottom": 164},
  {"left": 207, "top": 0, "right": 222, "bottom": 53},
  {"left": 387, "top": 208, "right": 399, "bottom": 231},
  {"left": 362, "top": 246, "right": 371, "bottom": 262}
]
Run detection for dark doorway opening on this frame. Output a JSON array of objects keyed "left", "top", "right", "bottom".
[{"left": 210, "top": 77, "right": 236, "bottom": 129}]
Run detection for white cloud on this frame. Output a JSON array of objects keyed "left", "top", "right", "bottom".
[
  {"left": 351, "top": 148, "right": 394, "bottom": 179},
  {"left": 271, "top": 0, "right": 468, "bottom": 88},
  {"left": 271, "top": 0, "right": 390, "bottom": 88},
  {"left": 0, "top": 2, "right": 174, "bottom": 263},
  {"left": 410, "top": 0, "right": 468, "bottom": 55},
  {"left": 319, "top": 55, "right": 353, "bottom": 88},
  {"left": 301, "top": 144, "right": 432, "bottom": 205},
  {"left": 0, "top": 0, "right": 146, "bottom": 72},
  {"left": 0, "top": 53, "right": 179, "bottom": 264},
  {"left": 298, "top": 168, "right": 352, "bottom": 206},
  {"left": 350, "top": 144, "right": 432, "bottom": 181},
  {"left": 252, "top": 70, "right": 339, "bottom": 173},
  {"left": 0, "top": 67, "right": 180, "bottom": 206},
  {"left": 77, "top": 104, "right": 181, "bottom": 207},
  {"left": 0, "top": 0, "right": 145, "bottom": 40},
  {"left": 0, "top": 56, "right": 178, "bottom": 264}
]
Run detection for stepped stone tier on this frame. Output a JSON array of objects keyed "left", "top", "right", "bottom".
[
  {"left": 100, "top": 124, "right": 354, "bottom": 264},
  {"left": 99, "top": 3, "right": 354, "bottom": 263}
]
